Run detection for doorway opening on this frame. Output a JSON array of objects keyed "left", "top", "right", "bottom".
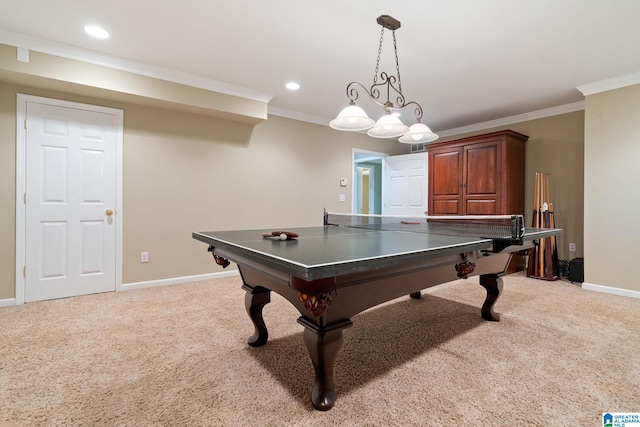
[{"left": 352, "top": 149, "right": 387, "bottom": 215}]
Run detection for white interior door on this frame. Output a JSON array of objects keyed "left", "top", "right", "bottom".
[
  {"left": 383, "top": 153, "right": 428, "bottom": 217},
  {"left": 24, "top": 100, "right": 120, "bottom": 302}
]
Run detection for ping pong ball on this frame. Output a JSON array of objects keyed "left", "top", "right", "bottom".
[{"left": 279, "top": 233, "right": 287, "bottom": 240}]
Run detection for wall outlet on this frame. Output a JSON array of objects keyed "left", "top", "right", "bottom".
[
  {"left": 141, "top": 252, "right": 149, "bottom": 263},
  {"left": 569, "top": 243, "right": 576, "bottom": 252}
]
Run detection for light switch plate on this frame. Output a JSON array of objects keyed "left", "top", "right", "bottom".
[{"left": 17, "top": 47, "right": 29, "bottom": 62}]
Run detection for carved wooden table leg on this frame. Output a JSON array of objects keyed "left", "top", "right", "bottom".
[
  {"left": 242, "top": 284, "right": 271, "bottom": 347},
  {"left": 298, "top": 318, "right": 352, "bottom": 411},
  {"left": 479, "top": 274, "right": 503, "bottom": 321}
]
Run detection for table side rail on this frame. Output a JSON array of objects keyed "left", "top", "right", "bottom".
[{"left": 193, "top": 231, "right": 497, "bottom": 282}]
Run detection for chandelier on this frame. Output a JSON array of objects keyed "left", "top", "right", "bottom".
[{"left": 330, "top": 15, "right": 438, "bottom": 144}]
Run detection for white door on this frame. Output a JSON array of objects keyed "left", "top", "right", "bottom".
[
  {"left": 24, "top": 100, "right": 120, "bottom": 302},
  {"left": 383, "top": 153, "right": 428, "bottom": 217}
]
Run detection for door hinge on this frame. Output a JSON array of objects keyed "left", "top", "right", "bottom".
[
  {"left": 24, "top": 118, "right": 27, "bottom": 129},
  {"left": 23, "top": 266, "right": 26, "bottom": 278},
  {"left": 24, "top": 192, "right": 26, "bottom": 204}
]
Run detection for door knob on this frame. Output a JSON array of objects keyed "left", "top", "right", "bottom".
[{"left": 106, "top": 209, "right": 114, "bottom": 216}]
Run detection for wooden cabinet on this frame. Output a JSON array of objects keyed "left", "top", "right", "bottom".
[{"left": 427, "top": 130, "right": 528, "bottom": 215}]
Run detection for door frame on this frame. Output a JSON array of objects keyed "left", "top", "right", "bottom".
[
  {"left": 352, "top": 148, "right": 388, "bottom": 214},
  {"left": 15, "top": 94, "right": 124, "bottom": 304}
]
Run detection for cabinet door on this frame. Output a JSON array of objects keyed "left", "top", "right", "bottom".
[
  {"left": 429, "top": 148, "right": 462, "bottom": 214},
  {"left": 463, "top": 141, "right": 501, "bottom": 214}
]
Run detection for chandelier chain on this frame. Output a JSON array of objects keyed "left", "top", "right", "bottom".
[
  {"left": 372, "top": 27, "right": 403, "bottom": 98},
  {"left": 373, "top": 26, "right": 385, "bottom": 85},
  {"left": 392, "top": 30, "right": 402, "bottom": 95}
]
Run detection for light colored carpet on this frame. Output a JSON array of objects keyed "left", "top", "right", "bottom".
[{"left": 1, "top": 272, "right": 638, "bottom": 426}]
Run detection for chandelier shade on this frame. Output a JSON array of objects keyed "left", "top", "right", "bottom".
[
  {"left": 367, "top": 113, "right": 409, "bottom": 138},
  {"left": 398, "top": 122, "right": 439, "bottom": 144},
  {"left": 329, "top": 102, "right": 375, "bottom": 131},
  {"left": 331, "top": 15, "right": 438, "bottom": 144}
]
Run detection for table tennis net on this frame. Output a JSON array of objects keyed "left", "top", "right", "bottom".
[{"left": 324, "top": 212, "right": 525, "bottom": 241}]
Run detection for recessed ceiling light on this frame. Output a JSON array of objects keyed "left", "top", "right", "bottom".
[
  {"left": 285, "top": 82, "right": 300, "bottom": 90},
  {"left": 84, "top": 25, "right": 110, "bottom": 39}
]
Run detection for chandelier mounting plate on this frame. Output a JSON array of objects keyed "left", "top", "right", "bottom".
[{"left": 376, "top": 15, "right": 401, "bottom": 31}]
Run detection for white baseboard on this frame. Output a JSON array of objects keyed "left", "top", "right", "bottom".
[
  {"left": 5, "top": 275, "right": 636, "bottom": 305},
  {"left": 120, "top": 270, "right": 240, "bottom": 291},
  {"left": 582, "top": 282, "right": 640, "bottom": 299},
  {"left": 2, "top": 271, "right": 240, "bottom": 306},
  {"left": 0, "top": 298, "right": 17, "bottom": 307}
]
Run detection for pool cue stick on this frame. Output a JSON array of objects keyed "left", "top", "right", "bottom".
[
  {"left": 544, "top": 175, "right": 552, "bottom": 276},
  {"left": 536, "top": 173, "right": 544, "bottom": 276},
  {"left": 549, "top": 202, "right": 559, "bottom": 277},
  {"left": 538, "top": 173, "right": 543, "bottom": 227},
  {"left": 544, "top": 175, "right": 556, "bottom": 277},
  {"left": 542, "top": 174, "right": 548, "bottom": 276},
  {"left": 544, "top": 205, "right": 553, "bottom": 278},
  {"left": 549, "top": 202, "right": 556, "bottom": 251},
  {"left": 539, "top": 205, "right": 545, "bottom": 277},
  {"left": 535, "top": 172, "right": 544, "bottom": 277},
  {"left": 549, "top": 203, "right": 560, "bottom": 278},
  {"left": 539, "top": 174, "right": 548, "bottom": 277},
  {"left": 530, "top": 173, "right": 541, "bottom": 276},
  {"left": 537, "top": 173, "right": 544, "bottom": 277},
  {"left": 545, "top": 174, "right": 550, "bottom": 211},
  {"left": 533, "top": 173, "right": 539, "bottom": 226}
]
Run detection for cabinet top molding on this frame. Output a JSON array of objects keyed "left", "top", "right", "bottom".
[{"left": 426, "top": 129, "right": 529, "bottom": 151}]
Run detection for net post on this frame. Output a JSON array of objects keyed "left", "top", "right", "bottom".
[{"left": 511, "top": 215, "right": 525, "bottom": 239}]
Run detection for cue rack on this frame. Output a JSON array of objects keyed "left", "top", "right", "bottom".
[{"left": 527, "top": 172, "right": 559, "bottom": 280}]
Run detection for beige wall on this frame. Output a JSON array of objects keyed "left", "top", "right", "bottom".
[
  {"left": 434, "top": 111, "right": 585, "bottom": 262},
  {"left": 0, "top": 81, "right": 408, "bottom": 299},
  {"left": 584, "top": 83, "right": 640, "bottom": 293},
  {"left": 0, "top": 82, "right": 16, "bottom": 300},
  {"left": 121, "top": 105, "right": 406, "bottom": 283}
]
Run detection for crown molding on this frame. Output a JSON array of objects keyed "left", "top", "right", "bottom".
[
  {"left": 271, "top": 101, "right": 586, "bottom": 139},
  {"left": 268, "top": 106, "right": 330, "bottom": 127},
  {"left": 577, "top": 71, "right": 640, "bottom": 96},
  {"left": 0, "top": 29, "right": 273, "bottom": 104},
  {"left": 437, "top": 101, "right": 585, "bottom": 138}
]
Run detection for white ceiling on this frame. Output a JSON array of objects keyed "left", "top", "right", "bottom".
[{"left": 1, "top": 0, "right": 640, "bottom": 133}]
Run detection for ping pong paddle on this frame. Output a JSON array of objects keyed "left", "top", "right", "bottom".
[{"left": 261, "top": 231, "right": 299, "bottom": 240}]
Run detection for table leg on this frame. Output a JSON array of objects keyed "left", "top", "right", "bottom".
[
  {"left": 479, "top": 274, "right": 503, "bottom": 321},
  {"left": 298, "top": 318, "right": 352, "bottom": 411},
  {"left": 242, "top": 284, "right": 271, "bottom": 347}
]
